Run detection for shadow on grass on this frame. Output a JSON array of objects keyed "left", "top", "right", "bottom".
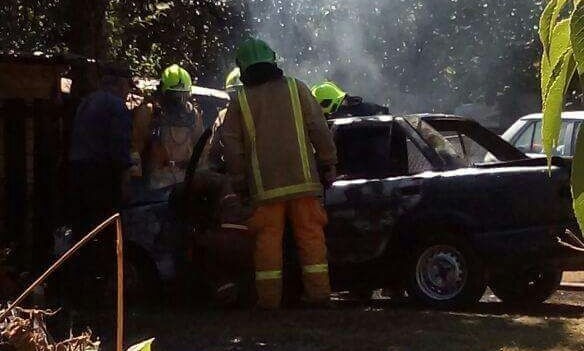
[
  {"left": 117, "top": 300, "right": 583, "bottom": 351},
  {"left": 366, "top": 297, "right": 584, "bottom": 319}
]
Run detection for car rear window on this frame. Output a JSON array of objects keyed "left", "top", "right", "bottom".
[{"left": 335, "top": 125, "right": 395, "bottom": 178}]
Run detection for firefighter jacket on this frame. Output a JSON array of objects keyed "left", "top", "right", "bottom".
[
  {"left": 222, "top": 76, "right": 337, "bottom": 205},
  {"left": 132, "top": 101, "right": 203, "bottom": 189}
]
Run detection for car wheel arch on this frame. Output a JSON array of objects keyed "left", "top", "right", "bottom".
[{"left": 390, "top": 210, "right": 478, "bottom": 253}]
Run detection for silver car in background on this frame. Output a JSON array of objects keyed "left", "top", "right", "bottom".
[{"left": 501, "top": 111, "right": 584, "bottom": 158}]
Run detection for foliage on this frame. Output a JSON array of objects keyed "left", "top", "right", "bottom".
[
  {"left": 539, "top": 0, "right": 584, "bottom": 230},
  {"left": 1, "top": 0, "right": 546, "bottom": 112},
  {"left": 247, "top": 0, "right": 545, "bottom": 116},
  {"left": 0, "top": 0, "right": 68, "bottom": 53},
  {"left": 106, "top": 0, "right": 248, "bottom": 85}
]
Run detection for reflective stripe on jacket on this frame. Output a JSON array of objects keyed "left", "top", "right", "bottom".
[{"left": 223, "top": 77, "right": 337, "bottom": 205}]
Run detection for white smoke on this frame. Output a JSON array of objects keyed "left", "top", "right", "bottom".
[
  {"left": 243, "top": 0, "right": 542, "bottom": 116},
  {"left": 243, "top": 0, "right": 448, "bottom": 113}
]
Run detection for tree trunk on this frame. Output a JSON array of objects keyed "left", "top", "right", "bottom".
[{"left": 65, "top": 0, "right": 109, "bottom": 97}]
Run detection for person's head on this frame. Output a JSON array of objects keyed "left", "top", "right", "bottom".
[
  {"left": 99, "top": 65, "right": 132, "bottom": 98},
  {"left": 235, "top": 38, "right": 282, "bottom": 87},
  {"left": 311, "top": 82, "right": 347, "bottom": 115},
  {"left": 235, "top": 38, "right": 276, "bottom": 74},
  {"left": 160, "top": 64, "right": 192, "bottom": 106}
]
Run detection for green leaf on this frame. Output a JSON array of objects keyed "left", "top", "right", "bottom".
[
  {"left": 540, "top": 0, "right": 569, "bottom": 59},
  {"left": 542, "top": 19, "right": 572, "bottom": 102},
  {"left": 542, "top": 48, "right": 576, "bottom": 166},
  {"left": 571, "top": 0, "right": 584, "bottom": 74}
]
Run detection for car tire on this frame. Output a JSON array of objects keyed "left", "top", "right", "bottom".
[
  {"left": 407, "top": 234, "right": 486, "bottom": 308},
  {"left": 490, "top": 268, "right": 562, "bottom": 305}
]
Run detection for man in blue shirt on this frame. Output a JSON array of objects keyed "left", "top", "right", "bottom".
[
  {"left": 69, "top": 65, "right": 133, "bottom": 239},
  {"left": 66, "top": 65, "right": 133, "bottom": 309}
]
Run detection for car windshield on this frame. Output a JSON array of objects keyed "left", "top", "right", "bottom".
[{"left": 404, "top": 116, "right": 465, "bottom": 167}]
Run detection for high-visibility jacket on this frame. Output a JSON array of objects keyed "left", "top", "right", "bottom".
[
  {"left": 222, "top": 77, "right": 337, "bottom": 205},
  {"left": 131, "top": 101, "right": 203, "bottom": 189}
]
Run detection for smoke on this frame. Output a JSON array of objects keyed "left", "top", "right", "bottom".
[{"left": 243, "top": 0, "right": 542, "bottom": 116}]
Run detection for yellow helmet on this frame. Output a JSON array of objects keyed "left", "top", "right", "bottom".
[
  {"left": 161, "top": 64, "right": 192, "bottom": 93},
  {"left": 311, "top": 81, "right": 347, "bottom": 114},
  {"left": 225, "top": 67, "right": 242, "bottom": 91}
]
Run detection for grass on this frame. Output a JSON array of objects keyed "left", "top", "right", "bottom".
[{"left": 117, "top": 300, "right": 584, "bottom": 351}]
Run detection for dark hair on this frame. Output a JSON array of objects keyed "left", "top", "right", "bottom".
[{"left": 240, "top": 63, "right": 283, "bottom": 87}]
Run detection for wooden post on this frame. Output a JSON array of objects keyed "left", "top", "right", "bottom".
[
  {"left": 32, "top": 99, "right": 60, "bottom": 267},
  {"left": 0, "top": 214, "right": 125, "bottom": 351},
  {"left": 116, "top": 217, "right": 124, "bottom": 351},
  {"left": 3, "top": 100, "right": 27, "bottom": 247}
]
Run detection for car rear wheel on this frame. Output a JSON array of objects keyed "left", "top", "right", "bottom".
[
  {"left": 407, "top": 235, "right": 486, "bottom": 308},
  {"left": 490, "top": 268, "right": 562, "bottom": 305}
]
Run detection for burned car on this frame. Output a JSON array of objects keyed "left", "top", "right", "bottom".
[
  {"left": 326, "top": 114, "right": 584, "bottom": 307},
  {"left": 99, "top": 114, "right": 584, "bottom": 308}
]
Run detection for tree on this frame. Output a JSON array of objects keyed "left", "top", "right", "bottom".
[
  {"left": 0, "top": 0, "right": 546, "bottom": 115},
  {"left": 539, "top": 0, "right": 584, "bottom": 231}
]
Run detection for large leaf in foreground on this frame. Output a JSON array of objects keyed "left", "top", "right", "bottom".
[
  {"left": 542, "top": 19, "right": 572, "bottom": 101},
  {"left": 542, "top": 19, "right": 576, "bottom": 165},
  {"left": 540, "top": 0, "right": 570, "bottom": 95},
  {"left": 571, "top": 0, "right": 584, "bottom": 75}
]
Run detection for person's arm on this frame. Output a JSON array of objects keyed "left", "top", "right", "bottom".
[
  {"left": 297, "top": 80, "right": 338, "bottom": 187},
  {"left": 110, "top": 97, "right": 133, "bottom": 170},
  {"left": 130, "top": 103, "right": 155, "bottom": 176},
  {"left": 221, "top": 99, "right": 247, "bottom": 194},
  {"left": 298, "top": 80, "right": 337, "bottom": 162},
  {"left": 109, "top": 96, "right": 133, "bottom": 203},
  {"left": 132, "top": 103, "right": 154, "bottom": 154}
]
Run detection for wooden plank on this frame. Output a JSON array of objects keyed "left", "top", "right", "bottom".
[
  {"left": 0, "top": 110, "right": 4, "bottom": 235},
  {"left": 0, "top": 63, "right": 67, "bottom": 100},
  {"left": 32, "top": 100, "right": 61, "bottom": 266},
  {"left": 3, "top": 100, "right": 27, "bottom": 247}
]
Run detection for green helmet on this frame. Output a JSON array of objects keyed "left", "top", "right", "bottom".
[
  {"left": 225, "top": 67, "right": 242, "bottom": 91},
  {"left": 161, "top": 64, "right": 192, "bottom": 93},
  {"left": 235, "top": 38, "right": 276, "bottom": 73},
  {"left": 311, "top": 82, "right": 347, "bottom": 114}
]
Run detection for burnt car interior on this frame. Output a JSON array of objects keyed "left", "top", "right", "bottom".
[
  {"left": 334, "top": 122, "right": 438, "bottom": 180},
  {"left": 421, "top": 116, "right": 528, "bottom": 165}
]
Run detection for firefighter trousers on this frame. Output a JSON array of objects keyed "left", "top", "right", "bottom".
[{"left": 249, "top": 196, "right": 331, "bottom": 309}]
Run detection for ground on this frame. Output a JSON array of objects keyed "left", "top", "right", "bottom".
[{"left": 108, "top": 289, "right": 584, "bottom": 351}]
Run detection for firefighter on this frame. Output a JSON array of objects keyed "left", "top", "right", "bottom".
[
  {"left": 222, "top": 38, "right": 338, "bottom": 309},
  {"left": 131, "top": 64, "right": 204, "bottom": 189},
  {"left": 311, "top": 81, "right": 389, "bottom": 119}
]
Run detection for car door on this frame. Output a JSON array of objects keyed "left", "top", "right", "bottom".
[{"left": 324, "top": 121, "right": 438, "bottom": 264}]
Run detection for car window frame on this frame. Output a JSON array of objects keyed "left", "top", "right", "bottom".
[
  {"left": 560, "top": 121, "right": 575, "bottom": 157},
  {"left": 396, "top": 118, "right": 448, "bottom": 170},
  {"left": 421, "top": 117, "right": 528, "bottom": 162},
  {"left": 572, "top": 121, "right": 582, "bottom": 155},
  {"left": 511, "top": 120, "right": 536, "bottom": 153}
]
